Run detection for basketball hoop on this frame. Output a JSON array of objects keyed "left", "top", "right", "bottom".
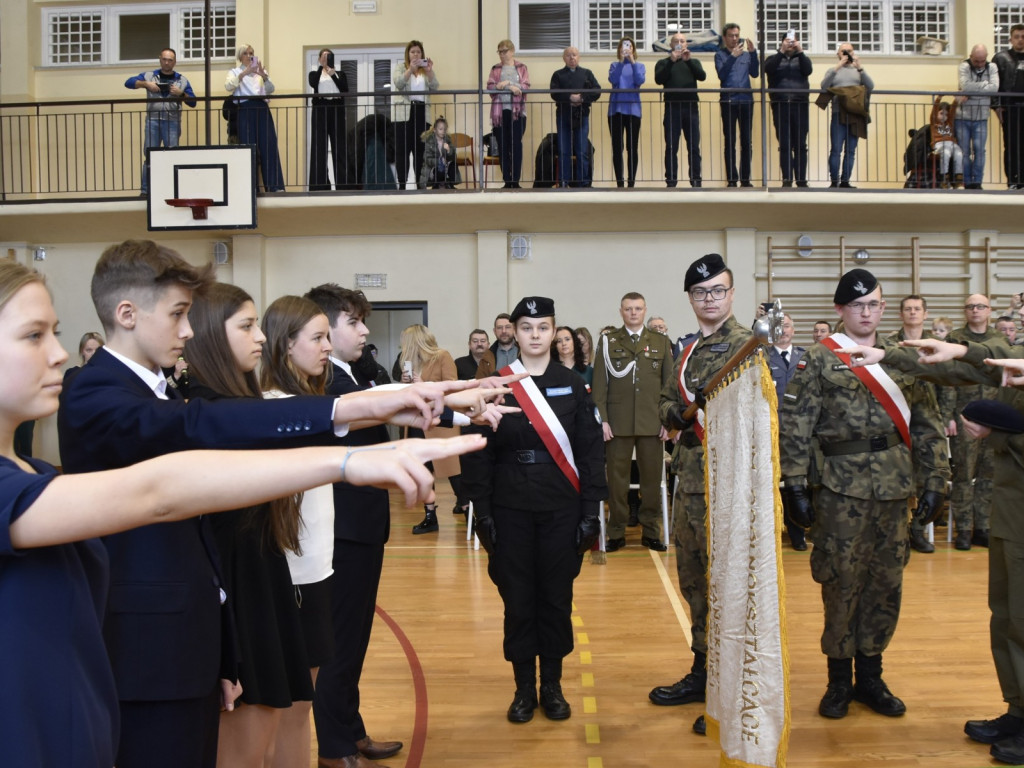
[{"left": 165, "top": 198, "right": 215, "bottom": 220}]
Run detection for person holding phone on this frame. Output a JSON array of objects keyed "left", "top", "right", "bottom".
[
  {"left": 608, "top": 36, "right": 646, "bottom": 188},
  {"left": 392, "top": 41, "right": 439, "bottom": 189},
  {"left": 765, "top": 31, "right": 813, "bottom": 187},
  {"left": 309, "top": 49, "right": 350, "bottom": 191},
  {"left": 655, "top": 33, "right": 705, "bottom": 187},
  {"left": 226, "top": 44, "right": 285, "bottom": 192},
  {"left": 820, "top": 43, "right": 873, "bottom": 188},
  {"left": 715, "top": 23, "right": 759, "bottom": 187}
]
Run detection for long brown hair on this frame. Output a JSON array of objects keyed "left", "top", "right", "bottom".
[
  {"left": 185, "top": 283, "right": 301, "bottom": 554},
  {"left": 404, "top": 39, "right": 427, "bottom": 72},
  {"left": 260, "top": 295, "right": 329, "bottom": 396}
]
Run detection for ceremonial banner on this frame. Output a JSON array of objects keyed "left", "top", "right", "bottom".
[{"left": 703, "top": 351, "right": 790, "bottom": 768}]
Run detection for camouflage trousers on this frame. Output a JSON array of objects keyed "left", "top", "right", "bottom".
[
  {"left": 673, "top": 484, "right": 709, "bottom": 655},
  {"left": 950, "top": 432, "right": 994, "bottom": 535},
  {"left": 810, "top": 488, "right": 909, "bottom": 659},
  {"left": 989, "top": 536, "right": 1024, "bottom": 718}
]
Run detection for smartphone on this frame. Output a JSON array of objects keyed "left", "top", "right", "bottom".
[
  {"left": 252, "top": 55, "right": 260, "bottom": 69},
  {"left": 622, "top": 41, "right": 632, "bottom": 52},
  {"left": 761, "top": 302, "right": 774, "bottom": 314},
  {"left": 326, "top": 51, "right": 335, "bottom": 69},
  {"left": 403, "top": 361, "right": 413, "bottom": 376},
  {"left": 786, "top": 29, "right": 796, "bottom": 41},
  {"left": 674, "top": 44, "right": 683, "bottom": 52}
]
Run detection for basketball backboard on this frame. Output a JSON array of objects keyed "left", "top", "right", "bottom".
[{"left": 147, "top": 145, "right": 257, "bottom": 231}]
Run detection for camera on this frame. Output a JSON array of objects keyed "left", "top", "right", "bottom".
[{"left": 843, "top": 50, "right": 853, "bottom": 60}]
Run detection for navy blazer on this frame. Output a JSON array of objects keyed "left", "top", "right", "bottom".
[
  {"left": 328, "top": 362, "right": 391, "bottom": 544},
  {"left": 57, "top": 347, "right": 339, "bottom": 701}
]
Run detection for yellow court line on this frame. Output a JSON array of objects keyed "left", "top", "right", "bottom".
[
  {"left": 583, "top": 696, "right": 597, "bottom": 713},
  {"left": 649, "top": 547, "right": 694, "bottom": 647},
  {"left": 587, "top": 759, "right": 603, "bottom": 768},
  {"left": 581, "top": 672, "right": 594, "bottom": 687},
  {"left": 585, "top": 723, "right": 601, "bottom": 744},
  {"left": 577, "top": 632, "right": 589, "bottom": 644}
]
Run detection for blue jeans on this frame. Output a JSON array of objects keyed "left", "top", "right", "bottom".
[
  {"left": 957, "top": 119, "right": 988, "bottom": 187},
  {"left": 720, "top": 100, "right": 753, "bottom": 184},
  {"left": 556, "top": 109, "right": 590, "bottom": 186},
  {"left": 828, "top": 114, "right": 858, "bottom": 184},
  {"left": 142, "top": 114, "right": 182, "bottom": 193}
]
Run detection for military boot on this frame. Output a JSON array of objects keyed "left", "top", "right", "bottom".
[
  {"left": 649, "top": 651, "right": 707, "bottom": 705},
  {"left": 539, "top": 657, "right": 571, "bottom": 720},
  {"left": 819, "top": 657, "right": 854, "bottom": 718},
  {"left": 412, "top": 505, "right": 438, "bottom": 535},
  {"left": 853, "top": 651, "right": 906, "bottom": 716},
  {"left": 507, "top": 660, "right": 538, "bottom": 723}
]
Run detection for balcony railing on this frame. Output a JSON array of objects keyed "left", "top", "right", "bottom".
[{"left": 0, "top": 88, "right": 1012, "bottom": 199}]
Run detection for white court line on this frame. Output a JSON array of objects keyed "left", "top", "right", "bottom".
[{"left": 649, "top": 548, "right": 693, "bottom": 647}]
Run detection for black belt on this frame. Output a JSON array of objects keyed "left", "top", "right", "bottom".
[
  {"left": 497, "top": 449, "right": 555, "bottom": 465},
  {"left": 820, "top": 432, "right": 902, "bottom": 457}
]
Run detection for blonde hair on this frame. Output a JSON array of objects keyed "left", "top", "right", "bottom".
[
  {"left": 235, "top": 43, "right": 254, "bottom": 63},
  {"left": 0, "top": 261, "right": 45, "bottom": 316},
  {"left": 398, "top": 324, "right": 443, "bottom": 372},
  {"left": 497, "top": 39, "right": 515, "bottom": 54}
]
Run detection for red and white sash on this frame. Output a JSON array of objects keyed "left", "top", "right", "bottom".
[
  {"left": 677, "top": 338, "right": 705, "bottom": 442},
  {"left": 500, "top": 359, "right": 580, "bottom": 492},
  {"left": 821, "top": 333, "right": 911, "bottom": 448}
]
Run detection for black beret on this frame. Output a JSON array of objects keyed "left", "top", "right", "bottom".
[
  {"left": 962, "top": 399, "right": 1024, "bottom": 434},
  {"left": 685, "top": 254, "right": 728, "bottom": 292},
  {"left": 833, "top": 268, "right": 878, "bottom": 305},
  {"left": 510, "top": 296, "right": 555, "bottom": 323}
]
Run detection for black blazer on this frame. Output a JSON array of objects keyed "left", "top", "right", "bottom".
[
  {"left": 328, "top": 362, "right": 391, "bottom": 544},
  {"left": 57, "top": 347, "right": 339, "bottom": 700},
  {"left": 309, "top": 66, "right": 349, "bottom": 106}
]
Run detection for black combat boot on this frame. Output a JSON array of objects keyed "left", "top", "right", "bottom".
[
  {"left": 649, "top": 650, "right": 707, "bottom": 705},
  {"left": 853, "top": 651, "right": 906, "bottom": 716},
  {"left": 539, "top": 657, "right": 571, "bottom": 720},
  {"left": 412, "top": 504, "right": 438, "bottom": 535},
  {"left": 507, "top": 660, "right": 538, "bottom": 723},
  {"left": 819, "top": 657, "right": 854, "bottom": 718}
]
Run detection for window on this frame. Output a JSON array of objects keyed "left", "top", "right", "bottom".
[
  {"left": 763, "top": 1, "right": 812, "bottom": 51},
  {"left": 511, "top": 0, "right": 718, "bottom": 52},
  {"left": 891, "top": 1, "right": 949, "bottom": 53},
  {"left": 995, "top": 2, "right": 1024, "bottom": 52},
  {"left": 47, "top": 11, "right": 103, "bottom": 65},
  {"left": 43, "top": 3, "right": 235, "bottom": 66},
  {"left": 825, "top": 1, "right": 882, "bottom": 53}
]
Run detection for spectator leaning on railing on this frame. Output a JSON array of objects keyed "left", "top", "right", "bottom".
[
  {"left": 124, "top": 48, "right": 196, "bottom": 196},
  {"left": 956, "top": 44, "right": 999, "bottom": 190}
]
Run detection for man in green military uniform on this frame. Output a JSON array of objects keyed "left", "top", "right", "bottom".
[
  {"left": 648, "top": 254, "right": 751, "bottom": 736},
  {"left": 592, "top": 292, "right": 673, "bottom": 552},
  {"left": 779, "top": 269, "right": 948, "bottom": 720},
  {"left": 947, "top": 293, "right": 1001, "bottom": 549}
]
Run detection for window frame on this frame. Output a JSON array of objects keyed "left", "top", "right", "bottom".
[
  {"left": 995, "top": 1, "right": 1024, "bottom": 53},
  {"left": 42, "top": 2, "right": 236, "bottom": 67}
]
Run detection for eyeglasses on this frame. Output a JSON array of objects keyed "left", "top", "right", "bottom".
[
  {"left": 847, "top": 301, "right": 883, "bottom": 313},
  {"left": 498, "top": 48, "right": 511, "bottom": 54},
  {"left": 964, "top": 303, "right": 990, "bottom": 310},
  {"left": 689, "top": 286, "right": 731, "bottom": 301}
]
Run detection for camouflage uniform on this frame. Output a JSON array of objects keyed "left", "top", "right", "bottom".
[
  {"left": 779, "top": 338, "right": 949, "bottom": 659},
  {"left": 946, "top": 325, "right": 1001, "bottom": 538},
  {"left": 659, "top": 315, "right": 752, "bottom": 654}
]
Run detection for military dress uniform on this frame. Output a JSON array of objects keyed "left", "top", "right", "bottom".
[
  {"left": 591, "top": 326, "right": 673, "bottom": 545},
  {"left": 780, "top": 334, "right": 948, "bottom": 716},
  {"left": 946, "top": 324, "right": 1002, "bottom": 547},
  {"left": 461, "top": 328, "right": 607, "bottom": 722},
  {"left": 651, "top": 314, "right": 751, "bottom": 701}
]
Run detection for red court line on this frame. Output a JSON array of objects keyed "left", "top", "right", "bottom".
[{"left": 375, "top": 604, "right": 428, "bottom": 768}]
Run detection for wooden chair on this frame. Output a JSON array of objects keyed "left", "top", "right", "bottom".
[{"left": 451, "top": 132, "right": 503, "bottom": 188}]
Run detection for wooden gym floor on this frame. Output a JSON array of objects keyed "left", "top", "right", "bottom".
[{"left": 316, "top": 483, "right": 1004, "bottom": 768}]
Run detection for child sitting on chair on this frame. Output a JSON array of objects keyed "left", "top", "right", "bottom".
[
  {"left": 419, "top": 116, "right": 461, "bottom": 189},
  {"left": 930, "top": 96, "right": 963, "bottom": 189}
]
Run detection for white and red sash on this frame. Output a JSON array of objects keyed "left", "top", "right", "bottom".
[
  {"left": 821, "top": 333, "right": 911, "bottom": 448},
  {"left": 500, "top": 360, "right": 580, "bottom": 492},
  {"left": 677, "top": 338, "right": 705, "bottom": 441}
]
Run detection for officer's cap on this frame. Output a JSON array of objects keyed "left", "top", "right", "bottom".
[
  {"left": 685, "top": 254, "right": 728, "bottom": 292},
  {"left": 834, "top": 268, "right": 879, "bottom": 305},
  {"left": 962, "top": 399, "right": 1024, "bottom": 434},
  {"left": 510, "top": 296, "right": 555, "bottom": 323}
]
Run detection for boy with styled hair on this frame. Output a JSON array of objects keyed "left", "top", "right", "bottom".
[{"left": 59, "top": 241, "right": 482, "bottom": 768}]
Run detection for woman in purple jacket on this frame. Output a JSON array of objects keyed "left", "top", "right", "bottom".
[{"left": 608, "top": 36, "right": 646, "bottom": 187}]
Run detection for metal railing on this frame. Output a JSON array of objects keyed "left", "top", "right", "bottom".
[{"left": 0, "top": 87, "right": 1013, "bottom": 199}]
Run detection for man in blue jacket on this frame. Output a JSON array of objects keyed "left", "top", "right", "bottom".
[{"left": 715, "top": 24, "right": 759, "bottom": 187}]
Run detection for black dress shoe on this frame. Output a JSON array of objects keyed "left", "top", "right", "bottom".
[
  {"left": 605, "top": 537, "right": 626, "bottom": 552},
  {"left": 829, "top": 181, "right": 839, "bottom": 188},
  {"left": 819, "top": 682, "right": 854, "bottom": 718},
  {"left": 356, "top": 736, "right": 403, "bottom": 760},
  {"left": 909, "top": 529, "right": 935, "bottom": 553},
  {"left": 955, "top": 530, "right": 972, "bottom": 550},
  {"left": 740, "top": 181, "right": 754, "bottom": 187},
  {"left": 839, "top": 181, "right": 856, "bottom": 188},
  {"left": 727, "top": 181, "right": 738, "bottom": 188},
  {"left": 973, "top": 530, "right": 990, "bottom": 548},
  {"left": 649, "top": 672, "right": 706, "bottom": 705},
  {"left": 789, "top": 528, "right": 807, "bottom": 551},
  {"left": 992, "top": 732, "right": 1024, "bottom": 764},
  {"left": 641, "top": 536, "right": 668, "bottom": 552},
  {"left": 967, "top": 714, "right": 1024, "bottom": 744},
  {"left": 539, "top": 683, "right": 571, "bottom": 720},
  {"left": 693, "top": 715, "right": 706, "bottom": 735},
  {"left": 507, "top": 689, "right": 538, "bottom": 723},
  {"left": 853, "top": 677, "right": 906, "bottom": 716}
]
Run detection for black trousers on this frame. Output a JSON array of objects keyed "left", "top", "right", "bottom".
[
  {"left": 117, "top": 686, "right": 220, "bottom": 768},
  {"left": 495, "top": 110, "right": 526, "bottom": 183},
  {"left": 313, "top": 539, "right": 386, "bottom": 759},
  {"left": 608, "top": 112, "right": 641, "bottom": 187},
  {"left": 663, "top": 101, "right": 701, "bottom": 186},
  {"left": 487, "top": 502, "right": 583, "bottom": 663},
  {"left": 309, "top": 101, "right": 347, "bottom": 190},
  {"left": 1004, "top": 103, "right": 1024, "bottom": 186},
  {"left": 771, "top": 101, "right": 810, "bottom": 183},
  {"left": 395, "top": 101, "right": 427, "bottom": 189}
]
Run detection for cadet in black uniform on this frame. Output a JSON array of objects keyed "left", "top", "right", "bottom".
[{"left": 461, "top": 296, "right": 607, "bottom": 723}]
